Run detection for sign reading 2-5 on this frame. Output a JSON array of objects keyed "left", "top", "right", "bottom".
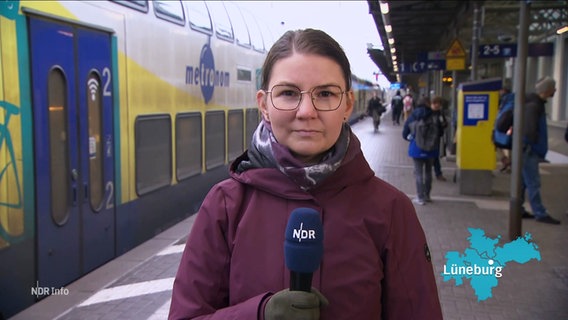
[{"left": 479, "top": 44, "right": 517, "bottom": 58}]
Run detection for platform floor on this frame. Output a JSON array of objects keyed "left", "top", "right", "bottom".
[{"left": 11, "top": 116, "right": 568, "bottom": 320}]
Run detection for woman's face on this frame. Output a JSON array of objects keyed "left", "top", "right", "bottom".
[{"left": 257, "top": 53, "right": 354, "bottom": 164}]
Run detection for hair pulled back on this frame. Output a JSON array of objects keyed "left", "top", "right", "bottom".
[{"left": 260, "top": 29, "right": 352, "bottom": 91}]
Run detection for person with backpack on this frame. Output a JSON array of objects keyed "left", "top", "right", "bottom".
[
  {"left": 493, "top": 84, "right": 515, "bottom": 172},
  {"left": 391, "top": 90, "right": 403, "bottom": 125},
  {"left": 402, "top": 97, "right": 444, "bottom": 205}
]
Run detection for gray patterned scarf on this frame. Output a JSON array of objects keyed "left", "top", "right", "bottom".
[{"left": 236, "top": 120, "right": 350, "bottom": 190}]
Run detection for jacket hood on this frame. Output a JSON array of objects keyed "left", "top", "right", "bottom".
[
  {"left": 229, "top": 131, "right": 375, "bottom": 199},
  {"left": 413, "top": 104, "right": 432, "bottom": 120}
]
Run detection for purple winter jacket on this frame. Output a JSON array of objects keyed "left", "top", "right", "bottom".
[{"left": 169, "top": 133, "right": 443, "bottom": 320}]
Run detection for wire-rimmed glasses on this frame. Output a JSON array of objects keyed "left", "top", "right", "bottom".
[{"left": 265, "top": 84, "right": 346, "bottom": 111}]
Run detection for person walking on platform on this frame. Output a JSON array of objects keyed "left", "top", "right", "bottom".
[
  {"left": 521, "top": 76, "right": 561, "bottom": 225},
  {"left": 367, "top": 90, "right": 385, "bottom": 132},
  {"left": 431, "top": 96, "right": 448, "bottom": 181},
  {"left": 169, "top": 28, "right": 442, "bottom": 320},
  {"left": 402, "top": 97, "right": 444, "bottom": 205},
  {"left": 390, "top": 90, "right": 403, "bottom": 125}
]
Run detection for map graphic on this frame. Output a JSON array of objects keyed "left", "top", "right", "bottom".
[{"left": 442, "top": 228, "right": 541, "bottom": 301}]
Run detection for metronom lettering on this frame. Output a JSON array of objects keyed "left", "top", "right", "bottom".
[{"left": 185, "top": 66, "right": 230, "bottom": 87}]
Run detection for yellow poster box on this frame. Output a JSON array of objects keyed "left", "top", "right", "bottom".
[{"left": 456, "top": 78, "right": 502, "bottom": 195}]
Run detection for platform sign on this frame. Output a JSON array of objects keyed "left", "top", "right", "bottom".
[
  {"left": 428, "top": 51, "right": 445, "bottom": 60},
  {"left": 446, "top": 38, "right": 466, "bottom": 71},
  {"left": 478, "top": 44, "right": 517, "bottom": 58},
  {"left": 400, "top": 61, "right": 427, "bottom": 73},
  {"left": 478, "top": 42, "right": 554, "bottom": 58},
  {"left": 427, "top": 60, "right": 446, "bottom": 70},
  {"left": 426, "top": 51, "right": 446, "bottom": 70},
  {"left": 390, "top": 82, "right": 401, "bottom": 90}
]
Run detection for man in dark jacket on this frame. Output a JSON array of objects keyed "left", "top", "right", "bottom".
[
  {"left": 391, "top": 90, "right": 403, "bottom": 125},
  {"left": 367, "top": 91, "right": 385, "bottom": 132},
  {"left": 521, "top": 76, "right": 561, "bottom": 224},
  {"left": 431, "top": 96, "right": 448, "bottom": 181}
]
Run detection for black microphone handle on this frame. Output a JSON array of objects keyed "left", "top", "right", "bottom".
[{"left": 290, "top": 272, "right": 313, "bottom": 292}]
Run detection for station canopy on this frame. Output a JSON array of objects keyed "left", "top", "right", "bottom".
[{"left": 367, "top": 0, "right": 568, "bottom": 87}]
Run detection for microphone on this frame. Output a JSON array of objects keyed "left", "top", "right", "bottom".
[{"left": 284, "top": 207, "right": 324, "bottom": 292}]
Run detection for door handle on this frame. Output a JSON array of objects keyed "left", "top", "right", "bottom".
[
  {"left": 71, "top": 169, "right": 78, "bottom": 206},
  {"left": 72, "top": 186, "right": 77, "bottom": 206}
]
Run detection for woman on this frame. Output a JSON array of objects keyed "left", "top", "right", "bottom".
[
  {"left": 402, "top": 92, "right": 414, "bottom": 121},
  {"left": 169, "top": 29, "right": 442, "bottom": 320}
]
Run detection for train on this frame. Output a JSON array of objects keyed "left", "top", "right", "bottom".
[{"left": 0, "top": 1, "right": 375, "bottom": 317}]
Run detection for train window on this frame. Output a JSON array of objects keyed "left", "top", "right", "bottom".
[
  {"left": 109, "top": 0, "right": 149, "bottom": 13},
  {"left": 154, "top": 0, "right": 185, "bottom": 26},
  {"left": 205, "top": 111, "right": 226, "bottom": 170},
  {"left": 240, "top": 9, "right": 265, "bottom": 52},
  {"left": 48, "top": 68, "right": 70, "bottom": 226},
  {"left": 237, "top": 67, "right": 252, "bottom": 82},
  {"left": 245, "top": 109, "right": 260, "bottom": 150},
  {"left": 227, "top": 110, "right": 244, "bottom": 161},
  {"left": 86, "top": 72, "right": 105, "bottom": 212},
  {"left": 224, "top": 2, "right": 250, "bottom": 48},
  {"left": 186, "top": 1, "right": 213, "bottom": 35},
  {"left": 176, "top": 112, "right": 202, "bottom": 180},
  {"left": 206, "top": 2, "right": 234, "bottom": 42},
  {"left": 135, "top": 115, "right": 172, "bottom": 195}
]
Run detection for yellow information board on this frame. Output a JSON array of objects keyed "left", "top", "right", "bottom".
[{"left": 456, "top": 78, "right": 502, "bottom": 195}]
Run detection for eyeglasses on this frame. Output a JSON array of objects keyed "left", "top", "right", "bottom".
[{"left": 265, "top": 84, "right": 346, "bottom": 111}]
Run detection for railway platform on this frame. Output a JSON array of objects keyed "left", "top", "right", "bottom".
[{"left": 10, "top": 115, "right": 568, "bottom": 320}]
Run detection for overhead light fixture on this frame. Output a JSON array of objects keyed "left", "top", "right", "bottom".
[
  {"left": 557, "top": 25, "right": 568, "bottom": 34},
  {"left": 390, "top": 47, "right": 396, "bottom": 53},
  {"left": 380, "top": 1, "right": 389, "bottom": 14},
  {"left": 385, "top": 25, "right": 392, "bottom": 33},
  {"left": 388, "top": 38, "right": 395, "bottom": 45}
]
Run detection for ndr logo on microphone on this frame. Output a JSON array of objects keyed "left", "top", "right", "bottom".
[{"left": 293, "top": 222, "right": 317, "bottom": 242}]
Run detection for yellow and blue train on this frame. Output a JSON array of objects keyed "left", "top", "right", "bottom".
[{"left": 0, "top": 1, "right": 374, "bottom": 317}]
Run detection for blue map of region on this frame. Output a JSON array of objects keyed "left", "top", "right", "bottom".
[{"left": 442, "top": 228, "right": 541, "bottom": 301}]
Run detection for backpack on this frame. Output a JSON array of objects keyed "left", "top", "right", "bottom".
[
  {"left": 492, "top": 94, "right": 514, "bottom": 149},
  {"left": 392, "top": 95, "right": 403, "bottom": 109},
  {"left": 410, "top": 114, "right": 439, "bottom": 151}
]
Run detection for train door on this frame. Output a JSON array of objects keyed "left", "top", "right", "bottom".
[{"left": 29, "top": 17, "right": 115, "bottom": 290}]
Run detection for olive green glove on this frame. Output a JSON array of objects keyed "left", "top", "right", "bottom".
[{"left": 264, "top": 288, "right": 329, "bottom": 320}]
